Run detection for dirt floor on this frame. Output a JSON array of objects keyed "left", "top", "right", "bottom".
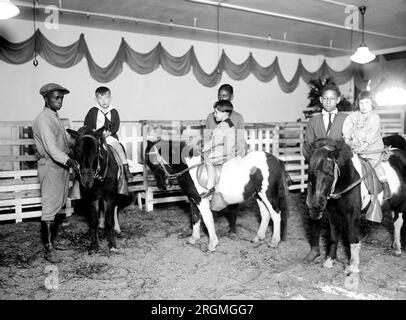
[{"left": 0, "top": 192, "right": 405, "bottom": 300}]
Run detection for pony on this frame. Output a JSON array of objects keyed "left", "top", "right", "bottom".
[
  {"left": 67, "top": 126, "right": 121, "bottom": 254},
  {"left": 304, "top": 138, "right": 406, "bottom": 288},
  {"left": 145, "top": 138, "right": 289, "bottom": 251},
  {"left": 383, "top": 134, "right": 406, "bottom": 152}
]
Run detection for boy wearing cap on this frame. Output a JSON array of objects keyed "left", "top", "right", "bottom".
[
  {"left": 84, "top": 86, "right": 132, "bottom": 181},
  {"left": 33, "top": 83, "right": 79, "bottom": 263}
]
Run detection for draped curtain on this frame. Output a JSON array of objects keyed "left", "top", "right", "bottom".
[{"left": 0, "top": 29, "right": 373, "bottom": 91}]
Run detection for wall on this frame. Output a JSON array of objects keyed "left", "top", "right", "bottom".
[{"left": 0, "top": 18, "right": 353, "bottom": 123}]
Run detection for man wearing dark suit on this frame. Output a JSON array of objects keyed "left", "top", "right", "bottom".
[{"left": 303, "top": 82, "right": 348, "bottom": 263}]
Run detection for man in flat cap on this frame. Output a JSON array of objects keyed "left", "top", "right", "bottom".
[{"left": 33, "top": 83, "right": 79, "bottom": 263}]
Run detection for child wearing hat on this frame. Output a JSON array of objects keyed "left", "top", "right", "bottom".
[{"left": 84, "top": 86, "right": 132, "bottom": 180}]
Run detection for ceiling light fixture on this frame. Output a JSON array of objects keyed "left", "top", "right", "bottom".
[
  {"left": 350, "top": 6, "right": 375, "bottom": 64},
  {"left": 0, "top": 0, "right": 20, "bottom": 19}
]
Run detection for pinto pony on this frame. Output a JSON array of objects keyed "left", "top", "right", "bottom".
[
  {"left": 145, "top": 138, "right": 289, "bottom": 251},
  {"left": 67, "top": 126, "right": 121, "bottom": 254},
  {"left": 304, "top": 138, "right": 406, "bottom": 288}
]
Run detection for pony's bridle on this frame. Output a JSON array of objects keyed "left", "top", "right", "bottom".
[
  {"left": 146, "top": 145, "right": 174, "bottom": 179},
  {"left": 325, "top": 146, "right": 390, "bottom": 200},
  {"left": 76, "top": 134, "right": 109, "bottom": 184}
]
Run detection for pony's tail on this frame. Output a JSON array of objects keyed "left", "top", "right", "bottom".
[{"left": 278, "top": 159, "right": 290, "bottom": 241}]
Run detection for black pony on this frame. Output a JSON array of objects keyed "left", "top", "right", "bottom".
[
  {"left": 304, "top": 138, "right": 406, "bottom": 289},
  {"left": 145, "top": 138, "right": 289, "bottom": 252},
  {"left": 67, "top": 126, "right": 120, "bottom": 253}
]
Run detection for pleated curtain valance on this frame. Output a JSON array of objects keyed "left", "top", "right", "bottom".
[{"left": 1, "top": 29, "right": 370, "bottom": 91}]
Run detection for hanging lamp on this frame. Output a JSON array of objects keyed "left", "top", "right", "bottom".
[
  {"left": 0, "top": 0, "right": 20, "bottom": 20},
  {"left": 350, "top": 6, "right": 375, "bottom": 64}
]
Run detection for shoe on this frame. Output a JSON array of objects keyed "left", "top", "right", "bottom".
[
  {"left": 382, "top": 181, "right": 392, "bottom": 200},
  {"left": 123, "top": 164, "right": 132, "bottom": 181}
]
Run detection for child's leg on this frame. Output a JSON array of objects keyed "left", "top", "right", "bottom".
[
  {"left": 107, "top": 137, "right": 132, "bottom": 180},
  {"left": 370, "top": 158, "right": 392, "bottom": 199},
  {"left": 370, "top": 159, "right": 387, "bottom": 182},
  {"left": 205, "top": 161, "right": 216, "bottom": 190}
]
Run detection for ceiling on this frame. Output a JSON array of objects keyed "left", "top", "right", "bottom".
[{"left": 12, "top": 0, "right": 406, "bottom": 57}]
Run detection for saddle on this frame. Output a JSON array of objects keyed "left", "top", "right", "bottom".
[
  {"left": 196, "top": 162, "right": 223, "bottom": 190},
  {"left": 358, "top": 156, "right": 383, "bottom": 195},
  {"left": 109, "top": 146, "right": 128, "bottom": 195}
]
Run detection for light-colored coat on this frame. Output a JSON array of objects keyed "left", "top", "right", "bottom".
[{"left": 33, "top": 107, "right": 70, "bottom": 221}]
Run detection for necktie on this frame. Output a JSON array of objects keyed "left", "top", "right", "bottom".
[
  {"left": 102, "top": 111, "right": 111, "bottom": 130},
  {"left": 326, "top": 113, "right": 333, "bottom": 135}
]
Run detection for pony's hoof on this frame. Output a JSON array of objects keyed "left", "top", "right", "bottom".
[
  {"left": 252, "top": 235, "right": 264, "bottom": 243},
  {"left": 115, "top": 231, "right": 124, "bottom": 238},
  {"left": 207, "top": 240, "right": 218, "bottom": 252},
  {"left": 109, "top": 247, "right": 119, "bottom": 253},
  {"left": 303, "top": 249, "right": 320, "bottom": 263},
  {"left": 187, "top": 236, "right": 199, "bottom": 245},
  {"left": 88, "top": 247, "right": 98, "bottom": 255},
  {"left": 344, "top": 273, "right": 360, "bottom": 291},
  {"left": 393, "top": 250, "right": 402, "bottom": 257},
  {"left": 269, "top": 238, "right": 280, "bottom": 248},
  {"left": 323, "top": 258, "right": 335, "bottom": 269},
  {"left": 227, "top": 232, "right": 237, "bottom": 240}
]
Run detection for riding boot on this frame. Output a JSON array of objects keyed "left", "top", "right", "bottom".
[
  {"left": 51, "top": 214, "right": 70, "bottom": 251},
  {"left": 41, "top": 221, "right": 61, "bottom": 263},
  {"left": 382, "top": 181, "right": 392, "bottom": 200},
  {"left": 123, "top": 164, "right": 132, "bottom": 181}
]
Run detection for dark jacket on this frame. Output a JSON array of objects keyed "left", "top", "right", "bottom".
[
  {"left": 84, "top": 107, "right": 120, "bottom": 140},
  {"left": 305, "top": 112, "right": 348, "bottom": 144}
]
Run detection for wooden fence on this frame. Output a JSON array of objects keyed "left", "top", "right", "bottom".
[
  {"left": 0, "top": 120, "right": 74, "bottom": 223},
  {"left": 2, "top": 109, "right": 402, "bottom": 221}
]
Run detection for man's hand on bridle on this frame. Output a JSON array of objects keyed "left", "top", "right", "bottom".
[{"left": 66, "top": 158, "right": 80, "bottom": 173}]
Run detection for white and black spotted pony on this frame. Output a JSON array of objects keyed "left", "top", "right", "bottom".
[{"left": 145, "top": 138, "right": 289, "bottom": 252}]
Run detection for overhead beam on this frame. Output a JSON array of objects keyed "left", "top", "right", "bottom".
[
  {"left": 185, "top": 0, "right": 406, "bottom": 41},
  {"left": 12, "top": 0, "right": 351, "bottom": 53}
]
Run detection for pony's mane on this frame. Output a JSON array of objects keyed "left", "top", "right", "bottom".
[
  {"left": 77, "top": 125, "right": 96, "bottom": 136},
  {"left": 310, "top": 138, "right": 353, "bottom": 170}
]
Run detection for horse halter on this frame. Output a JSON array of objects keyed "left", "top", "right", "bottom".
[
  {"left": 77, "top": 134, "right": 108, "bottom": 184},
  {"left": 327, "top": 160, "right": 340, "bottom": 200},
  {"left": 146, "top": 145, "right": 173, "bottom": 179}
]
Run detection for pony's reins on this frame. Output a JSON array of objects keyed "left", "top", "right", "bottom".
[
  {"left": 148, "top": 146, "right": 207, "bottom": 180},
  {"left": 328, "top": 146, "right": 394, "bottom": 199},
  {"left": 147, "top": 145, "right": 216, "bottom": 199}
]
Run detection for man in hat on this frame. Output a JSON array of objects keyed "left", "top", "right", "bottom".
[{"left": 33, "top": 83, "right": 79, "bottom": 263}]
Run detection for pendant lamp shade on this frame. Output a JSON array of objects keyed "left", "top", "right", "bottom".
[
  {"left": 350, "top": 6, "right": 375, "bottom": 64},
  {"left": 0, "top": 0, "right": 20, "bottom": 20}
]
